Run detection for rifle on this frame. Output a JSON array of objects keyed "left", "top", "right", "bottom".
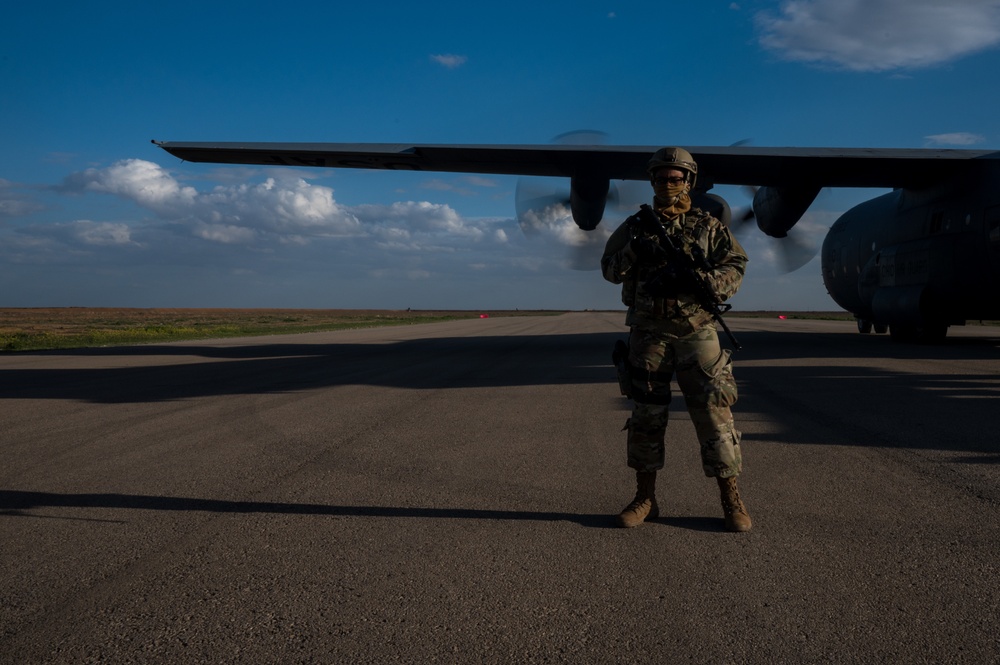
[{"left": 631, "top": 205, "right": 742, "bottom": 351}]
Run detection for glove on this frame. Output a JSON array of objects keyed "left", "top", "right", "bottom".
[
  {"left": 629, "top": 237, "right": 666, "bottom": 264},
  {"left": 645, "top": 264, "right": 681, "bottom": 297},
  {"left": 646, "top": 264, "right": 698, "bottom": 298}
]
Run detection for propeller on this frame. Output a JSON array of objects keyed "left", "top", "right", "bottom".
[
  {"left": 514, "top": 176, "right": 645, "bottom": 270},
  {"left": 515, "top": 133, "right": 822, "bottom": 273},
  {"left": 514, "top": 131, "right": 645, "bottom": 271},
  {"left": 730, "top": 186, "right": 825, "bottom": 274}
]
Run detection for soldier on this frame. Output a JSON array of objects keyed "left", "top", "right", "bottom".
[{"left": 601, "top": 147, "right": 752, "bottom": 532}]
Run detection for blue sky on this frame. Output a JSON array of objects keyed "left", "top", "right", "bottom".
[{"left": 3, "top": 0, "right": 1000, "bottom": 311}]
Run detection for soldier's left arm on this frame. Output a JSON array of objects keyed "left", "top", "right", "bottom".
[
  {"left": 600, "top": 218, "right": 637, "bottom": 284},
  {"left": 701, "top": 222, "right": 748, "bottom": 301}
]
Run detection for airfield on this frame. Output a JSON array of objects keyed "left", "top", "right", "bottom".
[{"left": 2, "top": 312, "right": 999, "bottom": 663}]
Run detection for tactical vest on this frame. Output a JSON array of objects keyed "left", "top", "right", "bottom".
[{"left": 622, "top": 208, "right": 718, "bottom": 335}]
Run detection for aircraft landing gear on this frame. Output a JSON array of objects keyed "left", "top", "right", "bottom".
[{"left": 857, "top": 318, "right": 890, "bottom": 335}]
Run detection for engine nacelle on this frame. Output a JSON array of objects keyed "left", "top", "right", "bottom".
[
  {"left": 692, "top": 192, "right": 732, "bottom": 228},
  {"left": 752, "top": 185, "right": 821, "bottom": 238},
  {"left": 570, "top": 173, "right": 610, "bottom": 231},
  {"left": 567, "top": 177, "right": 733, "bottom": 232}
]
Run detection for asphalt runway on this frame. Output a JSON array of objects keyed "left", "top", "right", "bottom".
[{"left": 2, "top": 313, "right": 999, "bottom": 664}]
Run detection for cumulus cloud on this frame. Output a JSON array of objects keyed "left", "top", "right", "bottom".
[
  {"left": 198, "top": 176, "right": 361, "bottom": 238},
  {"left": 61, "top": 159, "right": 362, "bottom": 243},
  {"left": 515, "top": 201, "right": 613, "bottom": 271},
  {"left": 519, "top": 203, "right": 584, "bottom": 245},
  {"left": 430, "top": 54, "right": 467, "bottom": 69},
  {"left": 39, "top": 160, "right": 547, "bottom": 267},
  {"left": 61, "top": 159, "right": 198, "bottom": 211},
  {"left": 1, "top": 159, "right": 625, "bottom": 305},
  {"left": 354, "top": 200, "right": 485, "bottom": 240},
  {"left": 756, "top": 0, "right": 1000, "bottom": 71}
]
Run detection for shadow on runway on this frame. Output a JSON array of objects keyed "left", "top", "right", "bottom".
[
  {"left": 0, "top": 490, "right": 620, "bottom": 529},
  {"left": 3, "top": 328, "right": 999, "bottom": 405},
  {"left": 0, "top": 332, "right": 623, "bottom": 403},
  {"left": 733, "top": 330, "right": 1000, "bottom": 458},
  {"left": 0, "top": 490, "right": 732, "bottom": 531},
  {"left": 3, "top": 326, "right": 999, "bottom": 456}
]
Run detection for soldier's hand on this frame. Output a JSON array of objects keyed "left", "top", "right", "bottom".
[
  {"left": 647, "top": 265, "right": 701, "bottom": 298},
  {"left": 646, "top": 265, "right": 680, "bottom": 297},
  {"left": 629, "top": 237, "right": 665, "bottom": 264}
]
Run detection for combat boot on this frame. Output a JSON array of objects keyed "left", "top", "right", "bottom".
[
  {"left": 616, "top": 471, "right": 659, "bottom": 528},
  {"left": 717, "top": 475, "right": 752, "bottom": 532}
]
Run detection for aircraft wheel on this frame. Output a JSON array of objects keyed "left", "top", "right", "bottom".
[
  {"left": 857, "top": 319, "right": 873, "bottom": 334},
  {"left": 874, "top": 323, "right": 888, "bottom": 334}
]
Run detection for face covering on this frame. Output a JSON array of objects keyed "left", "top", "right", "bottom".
[{"left": 652, "top": 181, "right": 692, "bottom": 218}]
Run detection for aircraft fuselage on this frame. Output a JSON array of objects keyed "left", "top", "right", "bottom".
[{"left": 821, "top": 164, "right": 1000, "bottom": 340}]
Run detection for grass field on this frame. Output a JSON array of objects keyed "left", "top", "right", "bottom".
[
  {"left": 0, "top": 308, "right": 565, "bottom": 352},
  {"left": 0, "top": 307, "right": 864, "bottom": 352}
]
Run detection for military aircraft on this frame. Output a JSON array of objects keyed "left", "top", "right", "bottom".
[{"left": 153, "top": 140, "right": 1000, "bottom": 342}]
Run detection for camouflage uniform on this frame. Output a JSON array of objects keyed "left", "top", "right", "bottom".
[{"left": 602, "top": 205, "right": 748, "bottom": 478}]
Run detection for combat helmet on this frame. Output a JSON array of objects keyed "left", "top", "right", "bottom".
[{"left": 646, "top": 147, "right": 698, "bottom": 187}]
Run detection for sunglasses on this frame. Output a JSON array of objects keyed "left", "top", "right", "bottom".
[{"left": 653, "top": 176, "right": 687, "bottom": 186}]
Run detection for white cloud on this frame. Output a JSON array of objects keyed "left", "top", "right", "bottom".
[
  {"left": 198, "top": 176, "right": 361, "bottom": 238},
  {"left": 756, "top": 0, "right": 1000, "bottom": 71},
  {"left": 354, "top": 200, "right": 485, "bottom": 240},
  {"left": 71, "top": 221, "right": 136, "bottom": 247},
  {"left": 514, "top": 200, "right": 613, "bottom": 271},
  {"left": 61, "top": 160, "right": 363, "bottom": 244},
  {"left": 517, "top": 202, "right": 609, "bottom": 248},
  {"left": 48, "top": 160, "right": 543, "bottom": 263},
  {"left": 74, "top": 161, "right": 548, "bottom": 256},
  {"left": 8, "top": 219, "right": 141, "bottom": 260},
  {"left": 192, "top": 223, "right": 259, "bottom": 244},
  {"left": 430, "top": 54, "right": 467, "bottom": 69},
  {"left": 517, "top": 202, "right": 571, "bottom": 235},
  {"left": 1, "top": 160, "right": 628, "bottom": 306},
  {"left": 461, "top": 175, "right": 499, "bottom": 188},
  {"left": 0, "top": 179, "right": 43, "bottom": 219},
  {"left": 924, "top": 132, "right": 987, "bottom": 146},
  {"left": 62, "top": 159, "right": 198, "bottom": 211}
]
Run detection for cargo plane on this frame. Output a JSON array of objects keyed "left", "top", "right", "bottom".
[{"left": 154, "top": 140, "right": 1000, "bottom": 342}]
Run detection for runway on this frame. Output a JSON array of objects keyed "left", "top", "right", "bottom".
[{"left": 2, "top": 312, "right": 999, "bottom": 663}]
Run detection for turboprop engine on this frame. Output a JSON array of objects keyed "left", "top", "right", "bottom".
[
  {"left": 751, "top": 185, "right": 822, "bottom": 238},
  {"left": 569, "top": 172, "right": 610, "bottom": 231}
]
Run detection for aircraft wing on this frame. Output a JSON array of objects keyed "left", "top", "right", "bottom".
[{"left": 153, "top": 141, "right": 1000, "bottom": 190}]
